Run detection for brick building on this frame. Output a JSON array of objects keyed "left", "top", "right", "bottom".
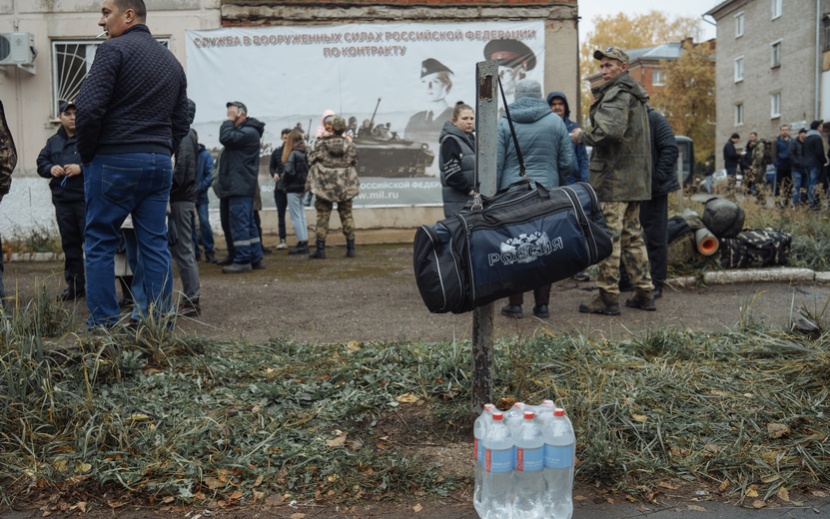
[{"left": 706, "top": 0, "right": 830, "bottom": 168}]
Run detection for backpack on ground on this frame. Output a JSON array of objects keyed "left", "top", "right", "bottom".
[{"left": 719, "top": 227, "right": 791, "bottom": 269}]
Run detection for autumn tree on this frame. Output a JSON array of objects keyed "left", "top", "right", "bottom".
[
  {"left": 579, "top": 11, "right": 701, "bottom": 122},
  {"left": 650, "top": 41, "right": 716, "bottom": 166}
]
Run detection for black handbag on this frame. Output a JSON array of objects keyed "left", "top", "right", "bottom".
[
  {"left": 413, "top": 77, "right": 612, "bottom": 314},
  {"left": 413, "top": 179, "right": 611, "bottom": 313}
]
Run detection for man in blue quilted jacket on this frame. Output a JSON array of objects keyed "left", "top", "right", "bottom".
[{"left": 76, "top": 0, "right": 189, "bottom": 328}]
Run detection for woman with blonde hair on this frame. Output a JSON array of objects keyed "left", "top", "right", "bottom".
[{"left": 282, "top": 130, "right": 310, "bottom": 254}]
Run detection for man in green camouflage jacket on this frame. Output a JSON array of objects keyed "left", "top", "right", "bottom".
[
  {"left": 572, "top": 46, "right": 655, "bottom": 316},
  {"left": 306, "top": 116, "right": 360, "bottom": 259},
  {"left": 0, "top": 101, "right": 17, "bottom": 315},
  {"left": 749, "top": 133, "right": 768, "bottom": 204}
]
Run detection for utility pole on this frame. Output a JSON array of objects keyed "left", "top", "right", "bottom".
[{"left": 471, "top": 60, "right": 498, "bottom": 414}]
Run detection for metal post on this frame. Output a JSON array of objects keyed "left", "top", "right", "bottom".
[{"left": 471, "top": 60, "right": 499, "bottom": 414}]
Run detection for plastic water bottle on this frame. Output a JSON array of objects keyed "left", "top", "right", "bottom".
[
  {"left": 543, "top": 408, "right": 575, "bottom": 519},
  {"left": 533, "top": 400, "right": 556, "bottom": 430},
  {"left": 473, "top": 403, "right": 496, "bottom": 516},
  {"left": 482, "top": 411, "right": 513, "bottom": 518},
  {"left": 505, "top": 402, "right": 527, "bottom": 437},
  {"left": 514, "top": 411, "right": 545, "bottom": 518}
]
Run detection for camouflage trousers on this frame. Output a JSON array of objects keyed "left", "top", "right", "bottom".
[
  {"left": 314, "top": 198, "right": 356, "bottom": 241},
  {"left": 595, "top": 201, "right": 653, "bottom": 296},
  {"left": 744, "top": 167, "right": 766, "bottom": 203}
]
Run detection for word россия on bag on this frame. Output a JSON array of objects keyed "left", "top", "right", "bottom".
[{"left": 413, "top": 180, "right": 612, "bottom": 314}]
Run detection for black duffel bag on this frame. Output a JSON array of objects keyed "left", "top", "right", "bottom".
[{"left": 413, "top": 179, "right": 612, "bottom": 314}]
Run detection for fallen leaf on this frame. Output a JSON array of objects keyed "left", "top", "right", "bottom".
[
  {"left": 631, "top": 414, "right": 648, "bottom": 423},
  {"left": 76, "top": 502, "right": 87, "bottom": 513},
  {"left": 290, "top": 514, "right": 305, "bottom": 519},
  {"left": 230, "top": 490, "right": 243, "bottom": 500},
  {"left": 746, "top": 486, "right": 759, "bottom": 498},
  {"left": 413, "top": 503, "right": 423, "bottom": 512},
  {"left": 812, "top": 490, "right": 828, "bottom": 498},
  {"left": 687, "top": 504, "right": 708, "bottom": 512},
  {"left": 396, "top": 393, "right": 421, "bottom": 404},
  {"left": 657, "top": 481, "right": 679, "bottom": 490},
  {"left": 194, "top": 492, "right": 206, "bottom": 500},
  {"left": 767, "top": 423, "right": 790, "bottom": 439},
  {"left": 126, "top": 413, "right": 151, "bottom": 421},
  {"left": 205, "top": 477, "right": 223, "bottom": 490},
  {"left": 106, "top": 500, "right": 125, "bottom": 509},
  {"left": 254, "top": 475, "right": 264, "bottom": 487},
  {"left": 574, "top": 495, "right": 588, "bottom": 501},
  {"left": 326, "top": 432, "right": 348, "bottom": 448},
  {"left": 703, "top": 443, "right": 722, "bottom": 453},
  {"left": 346, "top": 340, "right": 361, "bottom": 353},
  {"left": 162, "top": 497, "right": 174, "bottom": 504},
  {"left": 718, "top": 479, "right": 730, "bottom": 492},
  {"left": 752, "top": 499, "right": 766, "bottom": 509},
  {"left": 265, "top": 494, "right": 284, "bottom": 506},
  {"left": 777, "top": 487, "right": 790, "bottom": 502},
  {"left": 79, "top": 463, "right": 92, "bottom": 473}
]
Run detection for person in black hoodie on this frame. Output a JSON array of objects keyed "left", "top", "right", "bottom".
[
  {"left": 438, "top": 102, "right": 476, "bottom": 218},
  {"left": 803, "top": 120, "right": 826, "bottom": 209},
  {"left": 619, "top": 105, "right": 678, "bottom": 298},
  {"left": 169, "top": 98, "right": 200, "bottom": 316},
  {"left": 37, "top": 101, "right": 86, "bottom": 301},
  {"left": 218, "top": 101, "right": 266, "bottom": 273},
  {"left": 788, "top": 128, "right": 807, "bottom": 206}
]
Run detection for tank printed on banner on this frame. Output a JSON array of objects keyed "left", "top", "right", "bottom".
[{"left": 352, "top": 98, "right": 434, "bottom": 178}]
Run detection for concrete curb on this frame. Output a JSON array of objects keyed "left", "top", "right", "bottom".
[
  {"left": 670, "top": 267, "right": 827, "bottom": 287},
  {"left": 7, "top": 252, "right": 64, "bottom": 262}
]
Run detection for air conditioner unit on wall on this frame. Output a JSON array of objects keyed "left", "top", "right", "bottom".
[{"left": 0, "top": 32, "right": 35, "bottom": 66}]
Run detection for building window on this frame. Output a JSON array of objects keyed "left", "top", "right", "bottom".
[
  {"left": 771, "top": 40, "right": 781, "bottom": 68},
  {"left": 735, "top": 103, "right": 744, "bottom": 126},
  {"left": 735, "top": 11, "right": 745, "bottom": 37},
  {"left": 771, "top": 92, "right": 781, "bottom": 118},
  {"left": 51, "top": 38, "right": 169, "bottom": 118},
  {"left": 772, "top": 0, "right": 782, "bottom": 19},
  {"left": 652, "top": 69, "right": 665, "bottom": 86},
  {"left": 734, "top": 57, "right": 744, "bottom": 82}
]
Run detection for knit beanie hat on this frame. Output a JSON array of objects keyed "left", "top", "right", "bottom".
[{"left": 515, "top": 79, "right": 542, "bottom": 100}]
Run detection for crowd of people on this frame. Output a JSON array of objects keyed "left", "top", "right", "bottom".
[
  {"left": 23, "top": 0, "right": 362, "bottom": 329},
  {"left": 717, "top": 119, "right": 830, "bottom": 209}
]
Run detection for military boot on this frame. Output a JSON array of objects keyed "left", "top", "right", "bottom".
[
  {"left": 310, "top": 239, "right": 326, "bottom": 259},
  {"left": 579, "top": 291, "right": 621, "bottom": 316},
  {"left": 625, "top": 289, "right": 657, "bottom": 311},
  {"left": 346, "top": 239, "right": 355, "bottom": 258}
]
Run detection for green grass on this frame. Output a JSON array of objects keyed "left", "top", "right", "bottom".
[{"left": 1, "top": 290, "right": 829, "bottom": 509}]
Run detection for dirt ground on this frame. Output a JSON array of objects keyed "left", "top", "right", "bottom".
[
  {"left": 5, "top": 242, "right": 830, "bottom": 343},
  {"left": 3, "top": 243, "right": 830, "bottom": 518}
]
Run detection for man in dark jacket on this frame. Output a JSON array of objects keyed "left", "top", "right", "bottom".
[
  {"left": 0, "top": 100, "right": 17, "bottom": 315},
  {"left": 546, "top": 91, "right": 589, "bottom": 185},
  {"left": 723, "top": 133, "right": 741, "bottom": 196},
  {"left": 169, "top": 99, "right": 200, "bottom": 316},
  {"left": 789, "top": 128, "right": 807, "bottom": 206},
  {"left": 36, "top": 101, "right": 86, "bottom": 301},
  {"left": 572, "top": 46, "right": 655, "bottom": 316},
  {"left": 619, "top": 105, "right": 678, "bottom": 299},
  {"left": 75, "top": 0, "right": 189, "bottom": 328},
  {"left": 218, "top": 101, "right": 265, "bottom": 273},
  {"left": 803, "top": 120, "right": 826, "bottom": 209},
  {"left": 774, "top": 125, "right": 791, "bottom": 202}
]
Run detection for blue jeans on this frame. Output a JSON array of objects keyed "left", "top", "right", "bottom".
[
  {"left": 808, "top": 167, "right": 821, "bottom": 208},
  {"left": 792, "top": 169, "right": 807, "bottom": 207},
  {"left": 84, "top": 153, "right": 173, "bottom": 326},
  {"left": 287, "top": 192, "right": 308, "bottom": 242},
  {"left": 228, "top": 195, "right": 263, "bottom": 264},
  {"left": 123, "top": 228, "right": 147, "bottom": 321},
  {"left": 191, "top": 201, "right": 215, "bottom": 255}
]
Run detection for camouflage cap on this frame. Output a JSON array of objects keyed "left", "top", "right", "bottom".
[
  {"left": 593, "top": 46, "right": 629, "bottom": 64},
  {"left": 331, "top": 116, "right": 347, "bottom": 132}
]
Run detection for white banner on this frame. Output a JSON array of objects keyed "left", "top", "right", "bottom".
[{"left": 185, "top": 21, "right": 545, "bottom": 207}]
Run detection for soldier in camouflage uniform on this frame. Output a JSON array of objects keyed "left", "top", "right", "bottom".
[
  {"left": 0, "top": 101, "right": 17, "bottom": 314},
  {"left": 306, "top": 116, "right": 359, "bottom": 259},
  {"left": 572, "top": 46, "right": 655, "bottom": 315},
  {"left": 749, "top": 134, "right": 768, "bottom": 204}
]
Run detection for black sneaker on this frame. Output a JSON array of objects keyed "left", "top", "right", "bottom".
[
  {"left": 500, "top": 304, "right": 523, "bottom": 318},
  {"left": 532, "top": 304, "right": 549, "bottom": 318}
]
